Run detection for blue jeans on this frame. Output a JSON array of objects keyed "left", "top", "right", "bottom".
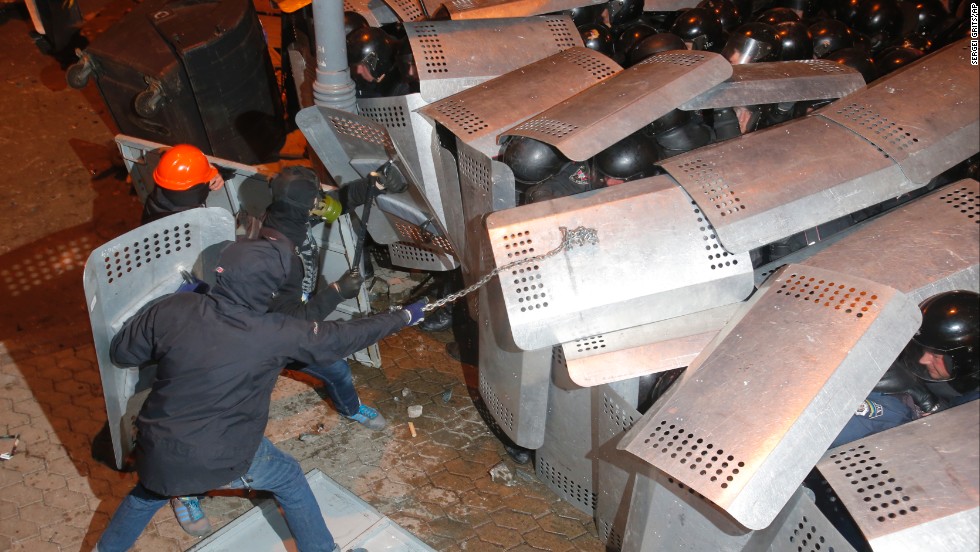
[
  {"left": 97, "top": 438, "right": 334, "bottom": 552},
  {"left": 299, "top": 359, "right": 360, "bottom": 416}
]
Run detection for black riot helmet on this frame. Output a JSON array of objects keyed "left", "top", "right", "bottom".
[
  {"left": 503, "top": 137, "right": 569, "bottom": 184},
  {"left": 579, "top": 23, "right": 616, "bottom": 57},
  {"left": 827, "top": 47, "right": 876, "bottom": 82},
  {"left": 347, "top": 27, "right": 395, "bottom": 80},
  {"left": 854, "top": 0, "right": 904, "bottom": 52},
  {"left": 756, "top": 7, "right": 800, "bottom": 25},
  {"left": 616, "top": 23, "right": 658, "bottom": 63},
  {"left": 627, "top": 33, "right": 689, "bottom": 65},
  {"left": 569, "top": 3, "right": 607, "bottom": 26},
  {"left": 874, "top": 45, "right": 924, "bottom": 78},
  {"left": 774, "top": 0, "right": 818, "bottom": 18},
  {"left": 809, "top": 18, "right": 855, "bottom": 57},
  {"left": 906, "top": 291, "right": 980, "bottom": 393},
  {"left": 904, "top": 0, "right": 948, "bottom": 37},
  {"left": 344, "top": 11, "right": 369, "bottom": 36},
  {"left": 722, "top": 22, "right": 782, "bottom": 63},
  {"left": 775, "top": 21, "right": 813, "bottom": 60},
  {"left": 648, "top": 108, "right": 691, "bottom": 134},
  {"left": 608, "top": 0, "right": 645, "bottom": 28},
  {"left": 697, "top": 0, "right": 743, "bottom": 32},
  {"left": 833, "top": 0, "right": 862, "bottom": 26},
  {"left": 595, "top": 132, "right": 662, "bottom": 184},
  {"left": 669, "top": 7, "right": 726, "bottom": 51}
]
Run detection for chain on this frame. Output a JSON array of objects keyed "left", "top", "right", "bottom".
[{"left": 422, "top": 226, "right": 598, "bottom": 312}]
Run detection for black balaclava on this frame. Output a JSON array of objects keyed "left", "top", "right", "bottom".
[
  {"left": 212, "top": 238, "right": 291, "bottom": 312},
  {"left": 264, "top": 166, "right": 322, "bottom": 300}
]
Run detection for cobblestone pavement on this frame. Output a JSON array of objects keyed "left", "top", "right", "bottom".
[{"left": 0, "top": 5, "right": 604, "bottom": 552}]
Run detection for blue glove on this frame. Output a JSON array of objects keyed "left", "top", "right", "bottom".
[{"left": 399, "top": 301, "right": 427, "bottom": 326}]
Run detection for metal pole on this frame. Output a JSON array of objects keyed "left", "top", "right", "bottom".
[{"left": 311, "top": 0, "right": 357, "bottom": 113}]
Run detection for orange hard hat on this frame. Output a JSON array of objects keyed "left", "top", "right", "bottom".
[{"left": 153, "top": 144, "right": 218, "bottom": 191}]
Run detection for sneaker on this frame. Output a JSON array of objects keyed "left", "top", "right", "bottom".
[
  {"left": 345, "top": 404, "right": 386, "bottom": 430},
  {"left": 170, "top": 496, "right": 212, "bottom": 537}
]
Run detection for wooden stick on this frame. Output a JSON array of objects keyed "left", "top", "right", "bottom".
[{"left": 408, "top": 422, "right": 417, "bottom": 438}]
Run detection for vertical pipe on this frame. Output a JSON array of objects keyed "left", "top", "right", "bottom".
[{"left": 311, "top": 0, "right": 357, "bottom": 112}]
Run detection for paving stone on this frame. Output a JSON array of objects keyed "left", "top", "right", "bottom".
[
  {"left": 0, "top": 517, "right": 39, "bottom": 541},
  {"left": 44, "top": 487, "right": 89, "bottom": 511},
  {"left": 535, "top": 512, "right": 590, "bottom": 539},
  {"left": 23, "top": 471, "right": 66, "bottom": 492},
  {"left": 475, "top": 522, "right": 524, "bottom": 548},
  {"left": 0, "top": 500, "right": 17, "bottom": 520},
  {"left": 1, "top": 483, "right": 43, "bottom": 506},
  {"left": 9, "top": 538, "right": 60, "bottom": 552},
  {"left": 39, "top": 521, "right": 87, "bottom": 546}
]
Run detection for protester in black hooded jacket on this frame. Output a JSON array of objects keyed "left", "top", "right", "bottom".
[{"left": 97, "top": 236, "right": 426, "bottom": 551}]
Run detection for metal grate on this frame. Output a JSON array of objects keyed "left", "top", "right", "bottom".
[
  {"left": 598, "top": 521, "right": 623, "bottom": 551},
  {"left": 509, "top": 262, "right": 549, "bottom": 313},
  {"left": 641, "top": 421, "right": 745, "bottom": 490},
  {"left": 458, "top": 146, "right": 492, "bottom": 193},
  {"left": 544, "top": 16, "right": 578, "bottom": 50},
  {"left": 826, "top": 444, "right": 918, "bottom": 524},
  {"left": 103, "top": 223, "right": 193, "bottom": 284},
  {"left": 558, "top": 48, "right": 618, "bottom": 80},
  {"left": 637, "top": 52, "right": 706, "bottom": 67},
  {"left": 693, "top": 201, "right": 740, "bottom": 271},
  {"left": 357, "top": 104, "right": 409, "bottom": 128},
  {"left": 413, "top": 24, "right": 448, "bottom": 75},
  {"left": 390, "top": 0, "right": 425, "bottom": 21},
  {"left": 787, "top": 514, "right": 840, "bottom": 551},
  {"left": 939, "top": 185, "right": 979, "bottom": 224},
  {"left": 833, "top": 103, "right": 920, "bottom": 153},
  {"left": 537, "top": 456, "right": 598, "bottom": 512},
  {"left": 601, "top": 394, "right": 637, "bottom": 434},
  {"left": 479, "top": 372, "right": 514, "bottom": 431},
  {"left": 802, "top": 59, "right": 847, "bottom": 73},
  {"left": 393, "top": 223, "right": 456, "bottom": 256},
  {"left": 575, "top": 335, "right": 606, "bottom": 353},
  {"left": 776, "top": 273, "right": 881, "bottom": 319},
  {"left": 675, "top": 158, "right": 745, "bottom": 218},
  {"left": 509, "top": 118, "right": 579, "bottom": 139},
  {"left": 328, "top": 116, "right": 394, "bottom": 150},
  {"left": 433, "top": 99, "right": 488, "bottom": 135},
  {"left": 388, "top": 242, "right": 438, "bottom": 265}
]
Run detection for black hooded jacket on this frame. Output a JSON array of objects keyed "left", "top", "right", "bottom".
[{"left": 109, "top": 236, "right": 406, "bottom": 496}]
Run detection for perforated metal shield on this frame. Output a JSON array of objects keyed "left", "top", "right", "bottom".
[
  {"left": 643, "top": 0, "right": 700, "bottom": 10},
  {"left": 358, "top": 94, "right": 448, "bottom": 227},
  {"left": 439, "top": 0, "right": 605, "bottom": 20},
  {"left": 83, "top": 208, "right": 235, "bottom": 470},
  {"left": 594, "top": 384, "right": 643, "bottom": 551},
  {"left": 484, "top": 175, "right": 754, "bottom": 351},
  {"left": 815, "top": 39, "right": 979, "bottom": 186},
  {"left": 679, "top": 60, "right": 866, "bottom": 110},
  {"left": 501, "top": 51, "right": 732, "bottom": 161},
  {"left": 477, "top": 287, "right": 552, "bottom": 448},
  {"left": 662, "top": 115, "right": 915, "bottom": 253},
  {"left": 406, "top": 16, "right": 584, "bottom": 104},
  {"left": 190, "top": 469, "right": 436, "bottom": 551},
  {"left": 455, "top": 140, "right": 517, "bottom": 316},
  {"left": 535, "top": 382, "right": 597, "bottom": 515},
  {"left": 343, "top": 0, "right": 397, "bottom": 25},
  {"left": 418, "top": 47, "right": 619, "bottom": 157},
  {"left": 296, "top": 105, "right": 393, "bottom": 186},
  {"left": 556, "top": 302, "right": 742, "bottom": 388},
  {"left": 802, "top": 180, "right": 980, "bottom": 303},
  {"left": 817, "top": 401, "right": 979, "bottom": 552},
  {"left": 381, "top": 0, "right": 427, "bottom": 21},
  {"left": 619, "top": 263, "right": 923, "bottom": 530}
]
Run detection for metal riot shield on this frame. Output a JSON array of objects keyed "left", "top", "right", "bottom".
[
  {"left": 660, "top": 115, "right": 914, "bottom": 253},
  {"left": 679, "top": 60, "right": 866, "bottom": 111},
  {"left": 802, "top": 180, "right": 980, "bottom": 303},
  {"left": 418, "top": 47, "right": 620, "bottom": 157},
  {"left": 643, "top": 0, "right": 699, "bottom": 10},
  {"left": 484, "top": 175, "right": 754, "bottom": 352},
  {"left": 501, "top": 51, "right": 732, "bottom": 162},
  {"left": 405, "top": 16, "right": 584, "bottom": 104},
  {"left": 296, "top": 106, "right": 457, "bottom": 270},
  {"left": 555, "top": 302, "right": 743, "bottom": 388},
  {"left": 83, "top": 207, "right": 235, "bottom": 470},
  {"left": 594, "top": 383, "right": 643, "bottom": 550},
  {"left": 815, "top": 39, "right": 979, "bottom": 186},
  {"left": 536, "top": 382, "right": 597, "bottom": 516},
  {"left": 817, "top": 401, "right": 980, "bottom": 552},
  {"left": 438, "top": 0, "right": 605, "bottom": 20},
  {"left": 619, "top": 263, "right": 922, "bottom": 530},
  {"left": 381, "top": 0, "right": 427, "bottom": 21},
  {"left": 454, "top": 140, "right": 517, "bottom": 317},
  {"left": 343, "top": 0, "right": 398, "bottom": 25}
]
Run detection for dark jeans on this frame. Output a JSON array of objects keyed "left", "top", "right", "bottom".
[
  {"left": 97, "top": 438, "right": 334, "bottom": 552},
  {"left": 298, "top": 358, "right": 360, "bottom": 416}
]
